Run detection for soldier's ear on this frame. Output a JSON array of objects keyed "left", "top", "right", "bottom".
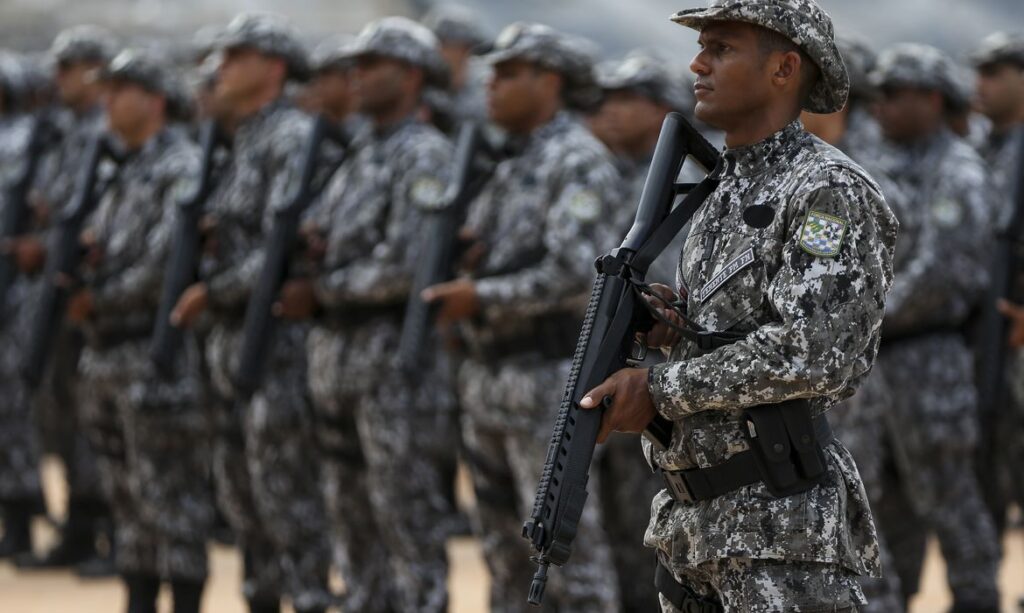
[{"left": 771, "top": 51, "right": 801, "bottom": 85}]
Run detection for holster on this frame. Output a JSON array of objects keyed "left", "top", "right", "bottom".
[{"left": 742, "top": 399, "right": 829, "bottom": 497}]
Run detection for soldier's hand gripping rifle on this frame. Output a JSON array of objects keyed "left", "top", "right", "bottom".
[
  {"left": 149, "top": 119, "right": 224, "bottom": 376},
  {"left": 521, "top": 113, "right": 721, "bottom": 606},
  {"left": 232, "top": 114, "right": 348, "bottom": 397},
  {"left": 22, "top": 133, "right": 123, "bottom": 389},
  {"left": 396, "top": 121, "right": 494, "bottom": 373},
  {"left": 0, "top": 112, "right": 60, "bottom": 313}
]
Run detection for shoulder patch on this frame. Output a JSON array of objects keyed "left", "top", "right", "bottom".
[
  {"left": 409, "top": 176, "right": 447, "bottom": 210},
  {"left": 799, "top": 210, "right": 848, "bottom": 258},
  {"left": 932, "top": 198, "right": 963, "bottom": 227},
  {"left": 567, "top": 190, "right": 601, "bottom": 222}
]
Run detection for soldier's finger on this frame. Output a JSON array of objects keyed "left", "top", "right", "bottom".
[{"left": 581, "top": 380, "right": 615, "bottom": 409}]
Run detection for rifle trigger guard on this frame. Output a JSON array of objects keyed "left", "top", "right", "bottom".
[{"left": 594, "top": 253, "right": 632, "bottom": 280}]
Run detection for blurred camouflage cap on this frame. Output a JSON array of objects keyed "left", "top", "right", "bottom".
[
  {"left": 0, "top": 53, "right": 28, "bottom": 110},
  {"left": 50, "top": 25, "right": 117, "bottom": 65},
  {"left": 423, "top": 4, "right": 489, "bottom": 49},
  {"left": 348, "top": 17, "right": 449, "bottom": 87},
  {"left": 597, "top": 51, "right": 693, "bottom": 113},
  {"left": 190, "top": 25, "right": 223, "bottom": 63},
  {"left": 103, "top": 49, "right": 192, "bottom": 119},
  {"left": 670, "top": 0, "right": 849, "bottom": 114},
  {"left": 870, "top": 43, "right": 964, "bottom": 106},
  {"left": 836, "top": 34, "right": 876, "bottom": 100},
  {"left": 484, "top": 22, "right": 601, "bottom": 110},
  {"left": 970, "top": 31, "right": 1024, "bottom": 69},
  {"left": 216, "top": 13, "right": 310, "bottom": 80},
  {"left": 310, "top": 35, "right": 356, "bottom": 74}
]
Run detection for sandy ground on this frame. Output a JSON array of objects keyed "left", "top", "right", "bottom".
[{"left": 1, "top": 458, "right": 1022, "bottom": 612}]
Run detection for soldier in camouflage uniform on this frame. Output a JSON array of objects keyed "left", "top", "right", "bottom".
[
  {"left": 869, "top": 43, "right": 1001, "bottom": 611},
  {"left": 423, "top": 22, "right": 622, "bottom": 613},
  {"left": 15, "top": 25, "right": 116, "bottom": 573},
  {"left": 168, "top": 14, "right": 333, "bottom": 613},
  {"left": 423, "top": 4, "right": 490, "bottom": 122},
  {"left": 277, "top": 17, "right": 457, "bottom": 612},
  {"left": 63, "top": 50, "right": 212, "bottom": 613},
  {"left": 580, "top": 2, "right": 897, "bottom": 611}
]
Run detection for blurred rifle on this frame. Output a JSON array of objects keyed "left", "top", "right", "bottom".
[
  {"left": 232, "top": 114, "right": 348, "bottom": 397},
  {"left": 149, "top": 119, "right": 225, "bottom": 376},
  {"left": 521, "top": 112, "right": 721, "bottom": 605},
  {"left": 396, "top": 121, "right": 495, "bottom": 373},
  {"left": 22, "top": 133, "right": 123, "bottom": 389}
]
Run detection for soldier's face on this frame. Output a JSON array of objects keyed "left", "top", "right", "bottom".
[
  {"left": 55, "top": 60, "right": 104, "bottom": 107},
  {"left": 311, "top": 69, "right": 355, "bottom": 117},
  {"left": 352, "top": 55, "right": 413, "bottom": 115},
  {"left": 488, "top": 60, "right": 556, "bottom": 132},
  {"left": 876, "top": 86, "right": 943, "bottom": 142},
  {"left": 215, "top": 47, "right": 283, "bottom": 107},
  {"left": 689, "top": 23, "right": 777, "bottom": 130},
  {"left": 599, "top": 90, "right": 670, "bottom": 153},
  {"left": 975, "top": 62, "right": 1024, "bottom": 124},
  {"left": 105, "top": 81, "right": 160, "bottom": 140}
]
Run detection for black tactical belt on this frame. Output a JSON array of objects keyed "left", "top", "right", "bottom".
[
  {"left": 660, "top": 414, "right": 833, "bottom": 505},
  {"left": 321, "top": 304, "right": 405, "bottom": 328},
  {"left": 655, "top": 562, "right": 723, "bottom": 613},
  {"left": 880, "top": 325, "right": 963, "bottom": 347}
]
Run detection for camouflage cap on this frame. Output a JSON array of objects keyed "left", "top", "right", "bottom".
[
  {"left": 102, "top": 49, "right": 192, "bottom": 120},
  {"left": 870, "top": 43, "right": 965, "bottom": 107},
  {"left": 0, "top": 53, "right": 28, "bottom": 111},
  {"left": 970, "top": 31, "right": 1024, "bottom": 69},
  {"left": 50, "top": 25, "right": 116, "bottom": 66},
  {"left": 348, "top": 17, "right": 449, "bottom": 88},
  {"left": 310, "top": 35, "right": 356, "bottom": 74},
  {"left": 216, "top": 13, "right": 310, "bottom": 81},
  {"left": 484, "top": 22, "right": 601, "bottom": 110},
  {"left": 597, "top": 51, "right": 693, "bottom": 113},
  {"left": 423, "top": 4, "right": 489, "bottom": 49},
  {"left": 836, "top": 34, "right": 876, "bottom": 101},
  {"left": 670, "top": 0, "right": 850, "bottom": 114}
]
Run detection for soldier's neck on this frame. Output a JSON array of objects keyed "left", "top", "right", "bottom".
[
  {"left": 722, "top": 105, "right": 800, "bottom": 149},
  {"left": 117, "top": 117, "right": 164, "bottom": 151},
  {"left": 989, "top": 107, "right": 1024, "bottom": 136},
  {"left": 370, "top": 95, "right": 419, "bottom": 131},
  {"left": 233, "top": 86, "right": 283, "bottom": 125}
]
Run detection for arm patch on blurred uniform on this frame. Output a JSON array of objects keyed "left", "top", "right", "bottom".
[
  {"left": 799, "top": 210, "right": 847, "bottom": 257},
  {"left": 410, "top": 176, "right": 446, "bottom": 210}
]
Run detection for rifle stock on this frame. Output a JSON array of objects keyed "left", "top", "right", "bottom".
[{"left": 521, "top": 113, "right": 719, "bottom": 606}]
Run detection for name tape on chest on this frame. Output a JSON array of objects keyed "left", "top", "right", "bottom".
[
  {"left": 698, "top": 248, "right": 756, "bottom": 303},
  {"left": 799, "top": 210, "right": 848, "bottom": 258}
]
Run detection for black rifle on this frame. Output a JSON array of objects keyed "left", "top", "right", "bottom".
[
  {"left": 149, "top": 119, "right": 225, "bottom": 376},
  {"left": 396, "top": 121, "right": 494, "bottom": 373},
  {"left": 0, "top": 112, "right": 60, "bottom": 312},
  {"left": 22, "top": 133, "right": 123, "bottom": 389},
  {"left": 232, "top": 114, "right": 348, "bottom": 397},
  {"left": 522, "top": 113, "right": 720, "bottom": 605}
]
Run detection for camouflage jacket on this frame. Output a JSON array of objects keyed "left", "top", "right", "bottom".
[
  {"left": 80, "top": 128, "right": 198, "bottom": 342},
  {"left": 878, "top": 128, "right": 993, "bottom": 337},
  {"left": 978, "top": 125, "right": 1022, "bottom": 230},
  {"left": 460, "top": 111, "right": 623, "bottom": 348},
  {"left": 35, "top": 105, "right": 106, "bottom": 216},
  {"left": 645, "top": 121, "right": 896, "bottom": 572}
]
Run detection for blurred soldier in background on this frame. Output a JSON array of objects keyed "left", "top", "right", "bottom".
[
  {"left": 423, "top": 4, "right": 490, "bottom": 122},
  {"left": 303, "top": 36, "right": 361, "bottom": 128},
  {"left": 869, "top": 43, "right": 1001, "bottom": 612},
  {"left": 168, "top": 14, "right": 333, "bottom": 613},
  {"left": 423, "top": 22, "right": 622, "bottom": 613}
]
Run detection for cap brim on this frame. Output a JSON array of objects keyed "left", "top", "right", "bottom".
[
  {"left": 670, "top": 7, "right": 734, "bottom": 31},
  {"left": 482, "top": 47, "right": 526, "bottom": 66}
]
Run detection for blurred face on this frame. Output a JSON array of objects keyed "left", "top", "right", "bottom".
[
  {"left": 689, "top": 22, "right": 776, "bottom": 130},
  {"left": 310, "top": 68, "right": 356, "bottom": 119},
  {"left": 598, "top": 90, "right": 670, "bottom": 155},
  {"left": 488, "top": 59, "right": 558, "bottom": 133},
  {"left": 440, "top": 42, "right": 473, "bottom": 89},
  {"left": 351, "top": 55, "right": 415, "bottom": 115},
  {"left": 214, "top": 47, "right": 284, "bottom": 108},
  {"left": 55, "top": 60, "right": 104, "bottom": 108},
  {"left": 876, "top": 85, "right": 944, "bottom": 143},
  {"left": 975, "top": 62, "right": 1024, "bottom": 126},
  {"left": 105, "top": 80, "right": 161, "bottom": 141}
]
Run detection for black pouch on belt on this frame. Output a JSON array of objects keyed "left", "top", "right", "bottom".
[{"left": 741, "top": 399, "right": 828, "bottom": 497}]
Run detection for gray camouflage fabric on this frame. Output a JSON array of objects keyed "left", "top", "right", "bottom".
[
  {"left": 307, "top": 113, "right": 458, "bottom": 613},
  {"left": 76, "top": 127, "right": 212, "bottom": 581},
  {"left": 348, "top": 17, "right": 449, "bottom": 87},
  {"left": 836, "top": 35, "right": 877, "bottom": 102},
  {"left": 670, "top": 0, "right": 850, "bottom": 113},
  {"left": 423, "top": 4, "right": 489, "bottom": 48},
  {"left": 457, "top": 111, "right": 622, "bottom": 612},
  {"left": 970, "top": 31, "right": 1024, "bottom": 68},
  {"left": 198, "top": 99, "right": 332, "bottom": 608},
  {"left": 871, "top": 126, "right": 1001, "bottom": 608},
  {"left": 869, "top": 43, "right": 964, "bottom": 108},
  {"left": 644, "top": 120, "right": 897, "bottom": 611},
  {"left": 49, "top": 25, "right": 116, "bottom": 65},
  {"left": 597, "top": 51, "right": 694, "bottom": 114},
  {"left": 215, "top": 13, "right": 309, "bottom": 80}
]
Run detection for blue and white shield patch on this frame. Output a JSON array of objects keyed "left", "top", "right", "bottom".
[{"left": 799, "top": 211, "right": 848, "bottom": 257}]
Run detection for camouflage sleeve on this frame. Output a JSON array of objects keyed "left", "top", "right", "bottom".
[
  {"left": 473, "top": 157, "right": 621, "bottom": 318},
  {"left": 92, "top": 150, "right": 200, "bottom": 312},
  {"left": 882, "top": 160, "right": 992, "bottom": 335},
  {"left": 315, "top": 137, "right": 452, "bottom": 307},
  {"left": 649, "top": 178, "right": 895, "bottom": 419}
]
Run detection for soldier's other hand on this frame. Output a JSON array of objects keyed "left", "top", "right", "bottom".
[
  {"left": 170, "top": 283, "right": 208, "bottom": 328},
  {"left": 457, "top": 226, "right": 485, "bottom": 272},
  {"left": 66, "top": 290, "right": 94, "bottom": 323},
  {"left": 29, "top": 191, "right": 50, "bottom": 227},
  {"left": 11, "top": 237, "right": 46, "bottom": 274},
  {"left": 997, "top": 299, "right": 1024, "bottom": 348},
  {"left": 644, "top": 283, "right": 685, "bottom": 348},
  {"left": 274, "top": 279, "right": 318, "bottom": 320},
  {"left": 579, "top": 368, "right": 656, "bottom": 444},
  {"left": 80, "top": 231, "right": 103, "bottom": 269},
  {"left": 422, "top": 278, "right": 480, "bottom": 323}
]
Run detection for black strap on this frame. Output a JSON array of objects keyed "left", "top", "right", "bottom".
[
  {"left": 654, "top": 562, "right": 723, "bottom": 613},
  {"left": 632, "top": 172, "right": 719, "bottom": 273}
]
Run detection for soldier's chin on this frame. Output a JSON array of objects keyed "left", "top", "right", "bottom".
[{"left": 693, "top": 102, "right": 723, "bottom": 130}]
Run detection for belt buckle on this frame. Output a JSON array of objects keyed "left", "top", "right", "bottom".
[{"left": 662, "top": 469, "right": 694, "bottom": 504}]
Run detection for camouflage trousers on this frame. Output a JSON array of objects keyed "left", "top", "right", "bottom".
[
  {"left": 78, "top": 338, "right": 211, "bottom": 581},
  {"left": 0, "top": 369, "right": 42, "bottom": 507},
  {"left": 876, "top": 335, "right": 1000, "bottom": 608},
  {"left": 458, "top": 352, "right": 621, "bottom": 613},
  {"left": 657, "top": 556, "right": 864, "bottom": 613},
  {"left": 598, "top": 433, "right": 662, "bottom": 613},
  {"left": 308, "top": 324, "right": 456, "bottom": 613},
  {"left": 830, "top": 373, "right": 904, "bottom": 612},
  {"left": 206, "top": 322, "right": 332, "bottom": 610}
]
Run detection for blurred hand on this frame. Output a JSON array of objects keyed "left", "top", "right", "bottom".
[
  {"left": 170, "top": 283, "right": 208, "bottom": 328},
  {"left": 998, "top": 299, "right": 1024, "bottom": 348},
  {"left": 457, "top": 226, "right": 486, "bottom": 273},
  {"left": 274, "top": 278, "right": 318, "bottom": 320},
  {"left": 66, "top": 290, "right": 94, "bottom": 323},
  {"left": 422, "top": 278, "right": 480, "bottom": 324},
  {"left": 10, "top": 237, "right": 46, "bottom": 274}
]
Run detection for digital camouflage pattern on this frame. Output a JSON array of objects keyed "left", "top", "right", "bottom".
[
  {"left": 198, "top": 99, "right": 332, "bottom": 608},
  {"left": 215, "top": 13, "right": 309, "bottom": 80},
  {"left": 457, "top": 111, "right": 622, "bottom": 612},
  {"left": 970, "top": 31, "right": 1024, "bottom": 69},
  {"left": 48, "top": 25, "right": 116, "bottom": 66},
  {"left": 347, "top": 17, "right": 449, "bottom": 87},
  {"left": 423, "top": 4, "right": 489, "bottom": 49},
  {"left": 308, "top": 113, "right": 457, "bottom": 613},
  {"left": 597, "top": 51, "right": 694, "bottom": 114},
  {"left": 76, "top": 127, "right": 212, "bottom": 581},
  {"left": 670, "top": 0, "right": 850, "bottom": 114},
  {"left": 869, "top": 43, "right": 964, "bottom": 108},
  {"left": 644, "top": 121, "right": 897, "bottom": 610}
]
